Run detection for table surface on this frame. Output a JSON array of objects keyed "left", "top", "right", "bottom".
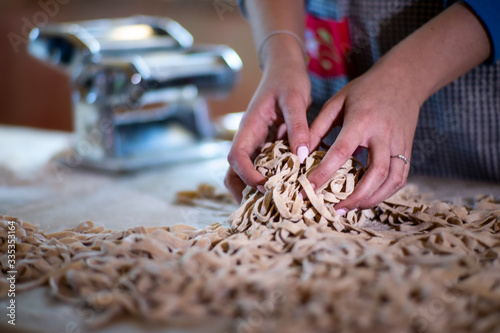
[{"left": 1, "top": 125, "right": 499, "bottom": 333}]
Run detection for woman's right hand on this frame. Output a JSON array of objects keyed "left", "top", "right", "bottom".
[{"left": 225, "top": 51, "right": 311, "bottom": 203}]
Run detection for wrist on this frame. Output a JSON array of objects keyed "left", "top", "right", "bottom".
[{"left": 259, "top": 33, "right": 308, "bottom": 72}]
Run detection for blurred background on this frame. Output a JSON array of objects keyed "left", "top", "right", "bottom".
[{"left": 0, "top": 0, "right": 260, "bottom": 131}]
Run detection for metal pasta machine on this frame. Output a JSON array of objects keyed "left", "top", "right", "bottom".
[{"left": 28, "top": 16, "right": 242, "bottom": 171}]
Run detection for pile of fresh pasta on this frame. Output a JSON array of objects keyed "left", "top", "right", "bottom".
[{"left": 1, "top": 140, "right": 499, "bottom": 332}]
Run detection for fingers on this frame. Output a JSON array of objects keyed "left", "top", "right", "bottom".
[
  {"left": 227, "top": 148, "right": 267, "bottom": 189},
  {"left": 279, "top": 92, "right": 311, "bottom": 163},
  {"left": 359, "top": 154, "right": 409, "bottom": 207},
  {"left": 225, "top": 95, "right": 277, "bottom": 202},
  {"left": 307, "top": 125, "right": 363, "bottom": 193},
  {"left": 224, "top": 167, "right": 248, "bottom": 204},
  {"left": 227, "top": 108, "right": 271, "bottom": 193},
  {"left": 334, "top": 137, "right": 392, "bottom": 212},
  {"left": 309, "top": 93, "right": 346, "bottom": 151}
]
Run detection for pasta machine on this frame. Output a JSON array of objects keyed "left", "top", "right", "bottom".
[{"left": 28, "top": 16, "right": 242, "bottom": 171}]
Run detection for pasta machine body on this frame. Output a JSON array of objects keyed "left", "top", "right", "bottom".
[{"left": 28, "top": 16, "right": 242, "bottom": 171}]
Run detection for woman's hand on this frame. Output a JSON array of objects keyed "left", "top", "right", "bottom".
[
  {"left": 225, "top": 56, "right": 311, "bottom": 203},
  {"left": 307, "top": 63, "right": 421, "bottom": 215},
  {"left": 307, "top": 2, "right": 491, "bottom": 215}
]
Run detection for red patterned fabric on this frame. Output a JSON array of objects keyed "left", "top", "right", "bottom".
[{"left": 305, "top": 14, "right": 351, "bottom": 78}]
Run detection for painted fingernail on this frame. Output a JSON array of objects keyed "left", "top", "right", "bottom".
[
  {"left": 336, "top": 208, "right": 348, "bottom": 216},
  {"left": 257, "top": 185, "right": 266, "bottom": 194},
  {"left": 297, "top": 146, "right": 309, "bottom": 164}
]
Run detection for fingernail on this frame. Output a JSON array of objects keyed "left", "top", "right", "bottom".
[
  {"left": 298, "top": 192, "right": 303, "bottom": 200},
  {"left": 297, "top": 146, "right": 309, "bottom": 164},
  {"left": 336, "top": 208, "right": 347, "bottom": 216},
  {"left": 257, "top": 185, "right": 266, "bottom": 194}
]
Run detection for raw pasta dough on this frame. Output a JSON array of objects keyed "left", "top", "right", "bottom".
[{"left": 1, "top": 140, "right": 499, "bottom": 333}]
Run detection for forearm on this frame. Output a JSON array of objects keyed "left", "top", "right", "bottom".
[
  {"left": 245, "top": 0, "right": 307, "bottom": 70},
  {"left": 373, "top": 1, "right": 491, "bottom": 106}
]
